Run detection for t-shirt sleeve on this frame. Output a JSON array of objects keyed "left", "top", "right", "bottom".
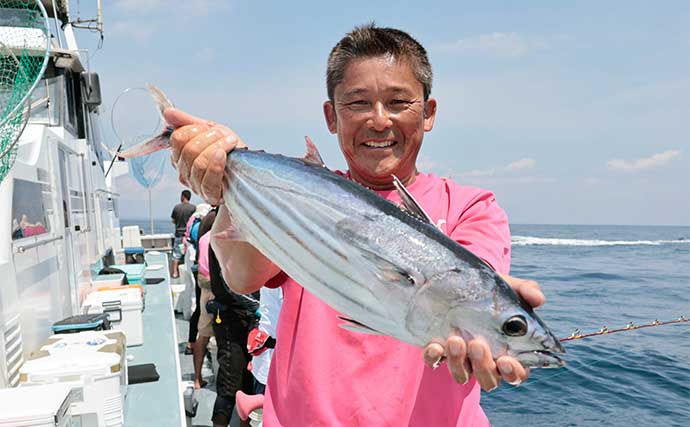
[{"left": 445, "top": 181, "right": 511, "bottom": 275}]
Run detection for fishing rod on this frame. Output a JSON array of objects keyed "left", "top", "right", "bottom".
[{"left": 560, "top": 316, "right": 688, "bottom": 342}]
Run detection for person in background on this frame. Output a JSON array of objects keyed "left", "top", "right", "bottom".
[
  {"left": 206, "top": 205, "right": 259, "bottom": 427},
  {"left": 171, "top": 189, "right": 195, "bottom": 279},
  {"left": 191, "top": 208, "right": 217, "bottom": 389},
  {"left": 183, "top": 203, "right": 212, "bottom": 355},
  {"left": 247, "top": 286, "right": 283, "bottom": 396},
  {"left": 167, "top": 24, "right": 547, "bottom": 427}
]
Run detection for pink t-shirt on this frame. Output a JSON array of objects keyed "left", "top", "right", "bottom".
[
  {"left": 198, "top": 232, "right": 210, "bottom": 279},
  {"left": 263, "top": 172, "right": 511, "bottom": 427}
]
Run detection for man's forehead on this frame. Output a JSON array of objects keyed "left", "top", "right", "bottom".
[{"left": 334, "top": 56, "right": 422, "bottom": 97}]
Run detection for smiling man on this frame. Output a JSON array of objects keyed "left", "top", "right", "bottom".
[{"left": 166, "top": 24, "right": 546, "bottom": 427}]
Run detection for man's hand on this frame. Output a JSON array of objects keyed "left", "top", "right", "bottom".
[
  {"left": 423, "top": 274, "right": 545, "bottom": 391},
  {"left": 165, "top": 108, "right": 246, "bottom": 205}
]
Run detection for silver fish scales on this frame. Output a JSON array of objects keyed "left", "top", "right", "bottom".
[{"left": 119, "top": 85, "right": 566, "bottom": 368}]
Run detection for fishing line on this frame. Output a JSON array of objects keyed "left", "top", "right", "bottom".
[{"left": 487, "top": 316, "right": 689, "bottom": 397}]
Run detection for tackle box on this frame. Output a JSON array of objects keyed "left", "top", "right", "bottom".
[
  {"left": 108, "top": 263, "right": 146, "bottom": 285},
  {"left": 124, "top": 246, "right": 145, "bottom": 264},
  {"left": 0, "top": 383, "right": 75, "bottom": 427},
  {"left": 52, "top": 313, "right": 112, "bottom": 334}
]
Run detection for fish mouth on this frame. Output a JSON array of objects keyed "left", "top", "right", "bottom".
[{"left": 517, "top": 349, "right": 566, "bottom": 369}]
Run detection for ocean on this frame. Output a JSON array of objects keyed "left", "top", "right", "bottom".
[
  {"left": 121, "top": 219, "right": 690, "bottom": 426},
  {"left": 483, "top": 224, "right": 690, "bottom": 427}
]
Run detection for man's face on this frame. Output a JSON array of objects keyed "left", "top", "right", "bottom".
[{"left": 324, "top": 56, "right": 437, "bottom": 189}]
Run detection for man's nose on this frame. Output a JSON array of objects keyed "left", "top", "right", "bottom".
[{"left": 367, "top": 102, "right": 393, "bottom": 131}]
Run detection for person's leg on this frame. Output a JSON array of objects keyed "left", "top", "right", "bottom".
[
  {"left": 212, "top": 318, "right": 251, "bottom": 427},
  {"left": 171, "top": 236, "right": 183, "bottom": 278},
  {"left": 187, "top": 280, "right": 201, "bottom": 351},
  {"left": 193, "top": 335, "right": 210, "bottom": 389}
]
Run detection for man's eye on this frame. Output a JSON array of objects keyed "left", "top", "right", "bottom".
[{"left": 348, "top": 100, "right": 368, "bottom": 106}]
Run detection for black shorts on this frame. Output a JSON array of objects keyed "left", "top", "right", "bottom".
[{"left": 211, "top": 313, "right": 255, "bottom": 425}]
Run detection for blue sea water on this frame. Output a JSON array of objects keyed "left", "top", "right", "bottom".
[
  {"left": 122, "top": 219, "right": 690, "bottom": 426},
  {"left": 483, "top": 224, "right": 690, "bottom": 427}
]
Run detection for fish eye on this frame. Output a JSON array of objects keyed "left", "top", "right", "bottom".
[{"left": 502, "top": 315, "right": 528, "bottom": 337}]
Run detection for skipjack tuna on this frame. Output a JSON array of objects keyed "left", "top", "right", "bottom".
[{"left": 119, "top": 85, "right": 566, "bottom": 368}]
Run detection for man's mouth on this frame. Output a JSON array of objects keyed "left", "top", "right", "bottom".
[{"left": 362, "top": 140, "right": 397, "bottom": 148}]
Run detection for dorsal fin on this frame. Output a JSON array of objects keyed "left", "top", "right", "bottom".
[
  {"left": 302, "top": 136, "right": 325, "bottom": 167},
  {"left": 392, "top": 175, "right": 434, "bottom": 225}
]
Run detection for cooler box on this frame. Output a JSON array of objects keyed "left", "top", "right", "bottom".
[
  {"left": 121, "top": 225, "right": 142, "bottom": 248},
  {"left": 20, "top": 351, "right": 123, "bottom": 427},
  {"left": 38, "top": 331, "right": 128, "bottom": 402},
  {"left": 124, "top": 246, "right": 145, "bottom": 264},
  {"left": 52, "top": 314, "right": 112, "bottom": 334},
  {"left": 108, "top": 263, "right": 145, "bottom": 285},
  {"left": 0, "top": 383, "right": 74, "bottom": 427},
  {"left": 96, "top": 284, "right": 145, "bottom": 301},
  {"left": 92, "top": 273, "right": 125, "bottom": 290},
  {"left": 83, "top": 288, "right": 144, "bottom": 346}
]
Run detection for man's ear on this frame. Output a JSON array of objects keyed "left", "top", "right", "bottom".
[
  {"left": 323, "top": 101, "right": 337, "bottom": 134},
  {"left": 423, "top": 98, "right": 437, "bottom": 132}
]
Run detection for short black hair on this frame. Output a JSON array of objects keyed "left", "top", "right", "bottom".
[
  {"left": 181, "top": 189, "right": 192, "bottom": 201},
  {"left": 326, "top": 23, "right": 433, "bottom": 101}
]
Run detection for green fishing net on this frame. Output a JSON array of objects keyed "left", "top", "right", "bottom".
[{"left": 0, "top": 0, "right": 50, "bottom": 183}]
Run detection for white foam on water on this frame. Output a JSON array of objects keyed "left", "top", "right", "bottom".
[{"left": 511, "top": 236, "right": 690, "bottom": 247}]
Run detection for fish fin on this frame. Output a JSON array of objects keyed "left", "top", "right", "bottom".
[
  {"left": 302, "top": 136, "right": 326, "bottom": 167},
  {"left": 337, "top": 316, "right": 384, "bottom": 335},
  {"left": 147, "top": 84, "right": 175, "bottom": 122},
  {"left": 117, "top": 128, "right": 173, "bottom": 159},
  {"left": 392, "top": 175, "right": 435, "bottom": 226},
  {"left": 335, "top": 218, "right": 422, "bottom": 287}
]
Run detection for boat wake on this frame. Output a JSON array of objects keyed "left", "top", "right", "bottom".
[{"left": 511, "top": 236, "right": 690, "bottom": 247}]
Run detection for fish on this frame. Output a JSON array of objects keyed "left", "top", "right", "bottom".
[{"left": 120, "top": 85, "right": 566, "bottom": 368}]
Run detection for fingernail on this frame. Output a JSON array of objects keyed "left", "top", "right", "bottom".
[
  {"left": 469, "top": 345, "right": 483, "bottom": 361},
  {"left": 449, "top": 340, "right": 460, "bottom": 357},
  {"left": 498, "top": 360, "right": 513, "bottom": 375}
]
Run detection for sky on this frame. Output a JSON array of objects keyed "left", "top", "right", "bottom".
[{"left": 71, "top": 0, "right": 688, "bottom": 225}]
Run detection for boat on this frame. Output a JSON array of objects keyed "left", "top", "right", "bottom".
[{"left": 0, "top": 1, "right": 191, "bottom": 425}]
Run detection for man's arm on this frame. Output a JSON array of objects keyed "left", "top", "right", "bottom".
[
  {"left": 166, "top": 107, "right": 280, "bottom": 295},
  {"left": 210, "top": 205, "right": 281, "bottom": 294}
]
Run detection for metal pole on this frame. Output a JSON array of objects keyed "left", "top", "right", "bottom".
[{"left": 148, "top": 187, "right": 154, "bottom": 235}]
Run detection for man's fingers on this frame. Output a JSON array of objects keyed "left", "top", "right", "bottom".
[
  {"left": 171, "top": 124, "right": 210, "bottom": 166},
  {"left": 178, "top": 128, "right": 224, "bottom": 193},
  {"left": 423, "top": 342, "right": 445, "bottom": 369},
  {"left": 164, "top": 107, "right": 207, "bottom": 128},
  {"left": 468, "top": 339, "right": 500, "bottom": 392},
  {"left": 499, "top": 273, "right": 545, "bottom": 308},
  {"left": 496, "top": 356, "right": 529, "bottom": 386},
  {"left": 446, "top": 336, "right": 471, "bottom": 384},
  {"left": 200, "top": 149, "right": 227, "bottom": 205}
]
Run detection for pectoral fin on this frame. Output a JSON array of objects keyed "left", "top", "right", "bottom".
[
  {"left": 337, "top": 316, "right": 384, "bottom": 335},
  {"left": 392, "top": 175, "right": 435, "bottom": 226}
]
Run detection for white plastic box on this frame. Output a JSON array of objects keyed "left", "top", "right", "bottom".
[
  {"left": 20, "top": 352, "right": 122, "bottom": 427},
  {"left": 121, "top": 225, "right": 142, "bottom": 248},
  {"left": 41, "top": 331, "right": 128, "bottom": 400},
  {"left": 83, "top": 288, "right": 144, "bottom": 346},
  {"left": 0, "top": 383, "right": 74, "bottom": 427},
  {"left": 91, "top": 273, "right": 125, "bottom": 290}
]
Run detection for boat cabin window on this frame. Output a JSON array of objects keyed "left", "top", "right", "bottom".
[
  {"left": 12, "top": 179, "right": 52, "bottom": 240},
  {"left": 63, "top": 70, "right": 86, "bottom": 139}
]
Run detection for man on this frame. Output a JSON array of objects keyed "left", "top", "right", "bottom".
[
  {"left": 170, "top": 189, "right": 195, "bottom": 278},
  {"left": 167, "top": 24, "right": 545, "bottom": 426}
]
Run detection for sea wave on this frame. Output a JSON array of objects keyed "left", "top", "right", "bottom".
[{"left": 511, "top": 236, "right": 690, "bottom": 247}]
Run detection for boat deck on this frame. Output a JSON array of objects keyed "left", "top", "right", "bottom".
[
  {"left": 122, "top": 251, "right": 185, "bottom": 426},
  {"left": 121, "top": 251, "right": 243, "bottom": 427}
]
